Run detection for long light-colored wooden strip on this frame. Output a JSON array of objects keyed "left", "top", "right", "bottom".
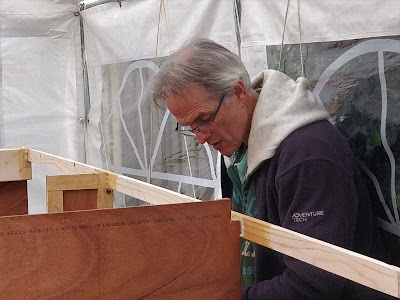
[
  {"left": 0, "top": 148, "right": 32, "bottom": 182},
  {"left": 231, "top": 211, "right": 400, "bottom": 298},
  {"left": 47, "top": 174, "right": 100, "bottom": 191},
  {"left": 28, "top": 149, "right": 102, "bottom": 175},
  {"left": 108, "top": 173, "right": 200, "bottom": 205},
  {"left": 28, "top": 148, "right": 199, "bottom": 205}
]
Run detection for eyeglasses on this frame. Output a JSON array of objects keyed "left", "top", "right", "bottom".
[{"left": 175, "top": 94, "right": 225, "bottom": 137}]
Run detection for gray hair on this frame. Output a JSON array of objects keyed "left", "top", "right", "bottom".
[{"left": 152, "top": 38, "right": 251, "bottom": 106}]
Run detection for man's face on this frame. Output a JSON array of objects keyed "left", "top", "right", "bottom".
[{"left": 166, "top": 86, "right": 249, "bottom": 156}]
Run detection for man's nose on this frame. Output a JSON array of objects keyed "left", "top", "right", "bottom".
[{"left": 194, "top": 131, "right": 212, "bottom": 144}]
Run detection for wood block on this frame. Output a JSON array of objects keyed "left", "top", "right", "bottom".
[
  {"left": 0, "top": 199, "right": 240, "bottom": 299},
  {"left": 0, "top": 181, "right": 28, "bottom": 216},
  {"left": 47, "top": 173, "right": 100, "bottom": 191},
  {"left": 0, "top": 149, "right": 31, "bottom": 182}
]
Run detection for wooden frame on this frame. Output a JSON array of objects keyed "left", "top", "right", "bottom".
[
  {"left": 1, "top": 148, "right": 400, "bottom": 298},
  {"left": 47, "top": 173, "right": 113, "bottom": 213}
]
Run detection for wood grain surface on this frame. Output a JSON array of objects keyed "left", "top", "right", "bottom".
[
  {"left": 0, "top": 181, "right": 28, "bottom": 216},
  {"left": 0, "top": 148, "right": 31, "bottom": 182},
  {"left": 0, "top": 199, "right": 240, "bottom": 299}
]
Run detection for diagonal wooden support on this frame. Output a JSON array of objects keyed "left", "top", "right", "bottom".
[
  {"left": 232, "top": 211, "right": 400, "bottom": 298},
  {"left": 29, "top": 148, "right": 199, "bottom": 205}
]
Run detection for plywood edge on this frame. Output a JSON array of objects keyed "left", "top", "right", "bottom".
[
  {"left": 231, "top": 211, "right": 400, "bottom": 298},
  {"left": 0, "top": 148, "right": 32, "bottom": 182},
  {"left": 28, "top": 149, "right": 199, "bottom": 205}
]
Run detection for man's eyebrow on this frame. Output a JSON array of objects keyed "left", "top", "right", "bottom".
[{"left": 180, "top": 110, "right": 211, "bottom": 126}]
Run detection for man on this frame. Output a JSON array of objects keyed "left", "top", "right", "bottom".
[{"left": 152, "top": 38, "right": 390, "bottom": 299}]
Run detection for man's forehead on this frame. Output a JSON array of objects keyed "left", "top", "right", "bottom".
[
  {"left": 166, "top": 91, "right": 214, "bottom": 125},
  {"left": 166, "top": 87, "right": 213, "bottom": 109}
]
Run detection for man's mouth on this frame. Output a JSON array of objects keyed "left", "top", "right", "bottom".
[{"left": 210, "top": 141, "right": 222, "bottom": 151}]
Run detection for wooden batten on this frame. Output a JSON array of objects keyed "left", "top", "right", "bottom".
[
  {"left": 47, "top": 173, "right": 100, "bottom": 191},
  {"left": 29, "top": 148, "right": 199, "bottom": 205},
  {"left": 232, "top": 211, "right": 400, "bottom": 298},
  {"left": 0, "top": 148, "right": 32, "bottom": 182}
]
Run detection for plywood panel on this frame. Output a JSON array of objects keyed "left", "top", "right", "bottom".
[
  {"left": 63, "top": 189, "right": 98, "bottom": 211},
  {"left": 0, "top": 181, "right": 28, "bottom": 216},
  {"left": 0, "top": 199, "right": 240, "bottom": 299}
]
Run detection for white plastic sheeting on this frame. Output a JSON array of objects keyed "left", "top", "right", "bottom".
[
  {"left": 81, "top": 0, "right": 238, "bottom": 205},
  {"left": 0, "top": 1, "right": 84, "bottom": 213},
  {"left": 240, "top": 0, "right": 400, "bottom": 78}
]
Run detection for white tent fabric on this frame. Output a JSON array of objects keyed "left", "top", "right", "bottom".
[
  {"left": 0, "top": 0, "right": 83, "bottom": 213},
  {"left": 81, "top": 0, "right": 238, "bottom": 205},
  {"left": 240, "top": 0, "right": 400, "bottom": 78},
  {"left": 81, "top": 0, "right": 239, "bottom": 65}
]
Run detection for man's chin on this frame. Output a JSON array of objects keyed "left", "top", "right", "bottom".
[{"left": 211, "top": 142, "right": 235, "bottom": 156}]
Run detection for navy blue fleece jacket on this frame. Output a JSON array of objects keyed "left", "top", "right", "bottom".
[
  {"left": 236, "top": 70, "right": 391, "bottom": 299},
  {"left": 242, "top": 120, "right": 389, "bottom": 299}
]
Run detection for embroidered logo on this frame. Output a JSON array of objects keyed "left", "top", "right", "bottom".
[{"left": 292, "top": 210, "right": 324, "bottom": 222}]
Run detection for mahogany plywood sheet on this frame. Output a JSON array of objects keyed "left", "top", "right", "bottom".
[
  {"left": 0, "top": 181, "right": 28, "bottom": 216},
  {"left": 0, "top": 199, "right": 240, "bottom": 299},
  {"left": 63, "top": 189, "right": 98, "bottom": 211}
]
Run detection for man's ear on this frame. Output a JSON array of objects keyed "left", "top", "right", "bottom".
[{"left": 233, "top": 79, "right": 248, "bottom": 101}]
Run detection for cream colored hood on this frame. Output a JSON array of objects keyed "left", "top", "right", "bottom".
[{"left": 247, "top": 70, "right": 329, "bottom": 176}]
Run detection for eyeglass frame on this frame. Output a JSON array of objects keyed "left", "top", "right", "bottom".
[{"left": 175, "top": 93, "right": 225, "bottom": 137}]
